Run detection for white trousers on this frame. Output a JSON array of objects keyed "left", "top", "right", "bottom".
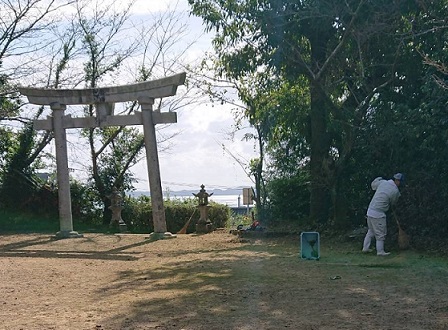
[{"left": 363, "top": 216, "right": 387, "bottom": 252}]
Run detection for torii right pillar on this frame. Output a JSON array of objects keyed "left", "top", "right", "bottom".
[{"left": 140, "top": 97, "right": 174, "bottom": 239}]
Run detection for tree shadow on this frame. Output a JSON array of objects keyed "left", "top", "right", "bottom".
[{"left": 0, "top": 233, "right": 162, "bottom": 261}]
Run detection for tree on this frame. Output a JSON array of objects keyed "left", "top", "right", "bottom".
[
  {"left": 0, "top": 34, "right": 78, "bottom": 209},
  {"left": 0, "top": 0, "right": 75, "bottom": 209},
  {"left": 1, "top": 0, "right": 204, "bottom": 228},
  {"left": 189, "top": 56, "right": 273, "bottom": 221},
  {"left": 70, "top": 0, "right": 142, "bottom": 224},
  {"left": 188, "top": 0, "right": 443, "bottom": 226},
  {"left": 70, "top": 0, "right": 204, "bottom": 225}
]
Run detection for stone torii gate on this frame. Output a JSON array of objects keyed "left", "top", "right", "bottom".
[{"left": 19, "top": 72, "right": 186, "bottom": 239}]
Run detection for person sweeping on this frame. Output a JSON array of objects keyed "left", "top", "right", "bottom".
[{"left": 362, "top": 173, "right": 404, "bottom": 256}]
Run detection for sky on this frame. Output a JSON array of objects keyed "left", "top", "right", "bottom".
[
  {"left": 109, "top": 0, "right": 258, "bottom": 193},
  {"left": 6, "top": 0, "right": 257, "bottom": 194}
]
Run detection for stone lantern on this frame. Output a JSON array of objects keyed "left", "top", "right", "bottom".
[
  {"left": 193, "top": 184, "right": 214, "bottom": 233},
  {"left": 108, "top": 187, "right": 127, "bottom": 232}
]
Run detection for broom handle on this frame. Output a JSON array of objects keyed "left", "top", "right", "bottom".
[
  {"left": 392, "top": 209, "right": 402, "bottom": 229},
  {"left": 178, "top": 208, "right": 196, "bottom": 234}
]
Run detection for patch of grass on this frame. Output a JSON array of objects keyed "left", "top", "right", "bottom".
[
  {"left": 0, "top": 210, "right": 59, "bottom": 233},
  {"left": 358, "top": 263, "right": 405, "bottom": 268}
]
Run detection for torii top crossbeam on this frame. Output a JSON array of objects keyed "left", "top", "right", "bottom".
[{"left": 19, "top": 72, "right": 186, "bottom": 105}]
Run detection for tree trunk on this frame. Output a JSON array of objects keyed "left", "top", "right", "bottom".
[
  {"left": 308, "top": 81, "right": 331, "bottom": 225},
  {"left": 102, "top": 197, "right": 113, "bottom": 227},
  {"left": 331, "top": 174, "right": 350, "bottom": 229}
]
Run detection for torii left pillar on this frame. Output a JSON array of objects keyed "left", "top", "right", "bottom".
[{"left": 52, "top": 102, "right": 83, "bottom": 238}]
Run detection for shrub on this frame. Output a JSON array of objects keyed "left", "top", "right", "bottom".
[
  {"left": 266, "top": 174, "right": 310, "bottom": 227},
  {"left": 122, "top": 195, "right": 230, "bottom": 234}
]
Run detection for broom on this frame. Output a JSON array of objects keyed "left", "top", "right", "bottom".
[
  {"left": 392, "top": 210, "right": 410, "bottom": 250},
  {"left": 177, "top": 208, "right": 196, "bottom": 234}
]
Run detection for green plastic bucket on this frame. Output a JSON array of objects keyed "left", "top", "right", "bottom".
[{"left": 300, "top": 232, "right": 320, "bottom": 260}]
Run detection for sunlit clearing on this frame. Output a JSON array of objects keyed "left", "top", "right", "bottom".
[
  {"left": 337, "top": 309, "right": 353, "bottom": 319},
  {"left": 348, "top": 287, "right": 367, "bottom": 294}
]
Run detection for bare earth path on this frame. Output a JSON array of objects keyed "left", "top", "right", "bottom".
[{"left": 0, "top": 231, "right": 447, "bottom": 330}]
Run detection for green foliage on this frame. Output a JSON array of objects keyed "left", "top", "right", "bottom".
[
  {"left": 0, "top": 74, "right": 20, "bottom": 119},
  {"left": 0, "top": 209, "right": 59, "bottom": 233},
  {"left": 164, "top": 199, "right": 197, "bottom": 233},
  {"left": 350, "top": 75, "right": 448, "bottom": 250},
  {"left": 190, "top": 0, "right": 448, "bottom": 235},
  {"left": 121, "top": 195, "right": 152, "bottom": 233},
  {"left": 94, "top": 127, "right": 144, "bottom": 193},
  {"left": 1, "top": 0, "right": 447, "bottom": 253},
  {"left": 227, "top": 211, "right": 254, "bottom": 229},
  {"left": 122, "top": 196, "right": 230, "bottom": 234},
  {"left": 75, "top": 4, "right": 144, "bottom": 225},
  {"left": 0, "top": 188, "right": 59, "bottom": 234},
  {"left": 0, "top": 188, "right": 232, "bottom": 235},
  {"left": 190, "top": 0, "right": 421, "bottom": 223},
  {"left": 70, "top": 180, "right": 104, "bottom": 226},
  {"left": 207, "top": 202, "right": 231, "bottom": 229},
  {"left": 1, "top": 124, "right": 39, "bottom": 209},
  {"left": 265, "top": 172, "right": 310, "bottom": 227},
  {"left": 0, "top": 127, "right": 19, "bottom": 180}
]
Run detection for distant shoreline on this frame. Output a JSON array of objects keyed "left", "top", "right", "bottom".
[
  {"left": 127, "top": 189, "right": 253, "bottom": 208},
  {"left": 128, "top": 188, "right": 248, "bottom": 197}
]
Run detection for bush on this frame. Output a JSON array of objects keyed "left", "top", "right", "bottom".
[
  {"left": 122, "top": 195, "right": 231, "bottom": 234},
  {"left": 265, "top": 174, "right": 310, "bottom": 227},
  {"left": 70, "top": 180, "right": 103, "bottom": 226},
  {"left": 207, "top": 202, "right": 231, "bottom": 228},
  {"left": 0, "top": 209, "right": 59, "bottom": 233},
  {"left": 0, "top": 188, "right": 232, "bottom": 235}
]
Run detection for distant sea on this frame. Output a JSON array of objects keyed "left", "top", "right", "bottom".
[
  {"left": 128, "top": 189, "right": 251, "bottom": 208},
  {"left": 169, "top": 194, "right": 243, "bottom": 208}
]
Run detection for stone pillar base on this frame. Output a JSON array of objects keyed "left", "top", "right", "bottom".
[
  {"left": 109, "top": 220, "right": 129, "bottom": 233},
  {"left": 196, "top": 221, "right": 214, "bottom": 234},
  {"left": 119, "top": 222, "right": 128, "bottom": 233},
  {"left": 54, "top": 230, "right": 84, "bottom": 239},
  {"left": 146, "top": 232, "right": 177, "bottom": 241}
]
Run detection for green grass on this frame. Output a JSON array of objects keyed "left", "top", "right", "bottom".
[
  {"left": 0, "top": 210, "right": 110, "bottom": 234},
  {"left": 0, "top": 210, "right": 59, "bottom": 233}
]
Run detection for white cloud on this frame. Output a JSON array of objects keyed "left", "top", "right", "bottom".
[
  {"left": 180, "top": 104, "right": 232, "bottom": 133},
  {"left": 131, "top": 0, "right": 190, "bottom": 13},
  {"left": 131, "top": 102, "right": 258, "bottom": 192},
  {"left": 73, "top": 0, "right": 189, "bottom": 15}
]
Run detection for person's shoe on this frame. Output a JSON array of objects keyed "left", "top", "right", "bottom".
[
  {"left": 362, "top": 248, "right": 373, "bottom": 253},
  {"left": 375, "top": 241, "right": 389, "bottom": 256}
]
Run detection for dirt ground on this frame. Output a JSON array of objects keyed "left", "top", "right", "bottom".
[{"left": 1, "top": 230, "right": 447, "bottom": 330}]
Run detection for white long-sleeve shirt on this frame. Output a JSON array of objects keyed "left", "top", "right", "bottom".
[{"left": 367, "top": 179, "right": 400, "bottom": 218}]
